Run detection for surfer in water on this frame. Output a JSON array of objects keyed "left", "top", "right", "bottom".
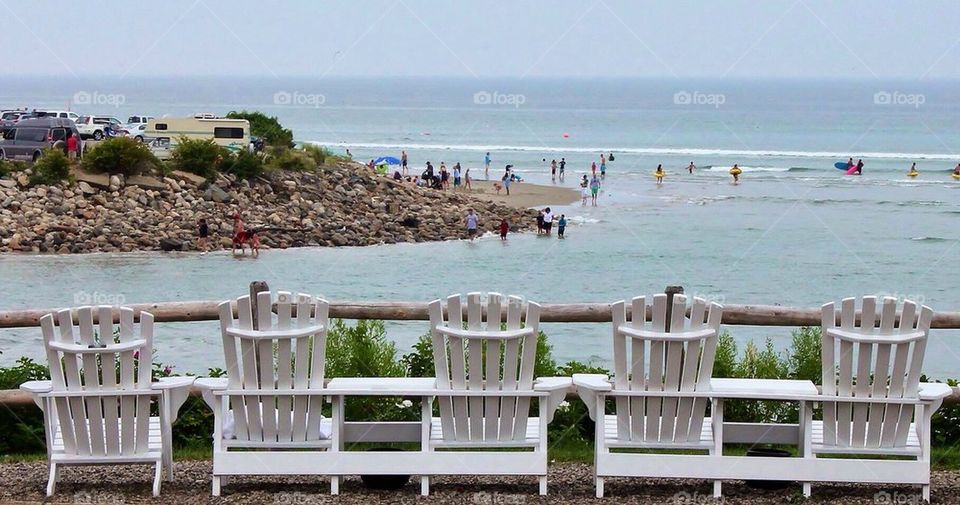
[
  {"left": 655, "top": 164, "right": 665, "bottom": 184},
  {"left": 687, "top": 161, "right": 695, "bottom": 174},
  {"left": 855, "top": 159, "right": 864, "bottom": 175},
  {"left": 847, "top": 157, "right": 854, "bottom": 171}
]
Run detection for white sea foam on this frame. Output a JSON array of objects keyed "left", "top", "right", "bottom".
[{"left": 308, "top": 140, "right": 960, "bottom": 162}]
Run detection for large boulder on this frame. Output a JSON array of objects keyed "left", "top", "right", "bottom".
[
  {"left": 203, "top": 184, "right": 231, "bottom": 203},
  {"left": 126, "top": 175, "right": 167, "bottom": 192},
  {"left": 159, "top": 238, "right": 183, "bottom": 251}
]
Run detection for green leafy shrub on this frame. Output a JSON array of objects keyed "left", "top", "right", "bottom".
[
  {"left": 266, "top": 146, "right": 315, "bottom": 172},
  {"left": 788, "top": 326, "right": 821, "bottom": 382},
  {"left": 170, "top": 137, "right": 228, "bottom": 180},
  {"left": 0, "top": 357, "right": 50, "bottom": 389},
  {"left": 30, "top": 148, "right": 72, "bottom": 185},
  {"left": 712, "top": 331, "right": 738, "bottom": 379},
  {"left": 81, "top": 136, "right": 160, "bottom": 176},
  {"left": 226, "top": 110, "right": 293, "bottom": 147},
  {"left": 301, "top": 143, "right": 346, "bottom": 166},
  {"left": 222, "top": 150, "right": 264, "bottom": 180}
]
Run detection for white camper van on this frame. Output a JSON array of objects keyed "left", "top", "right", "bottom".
[{"left": 145, "top": 117, "right": 250, "bottom": 158}]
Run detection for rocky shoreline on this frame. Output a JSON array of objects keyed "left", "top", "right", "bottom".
[{"left": 0, "top": 162, "right": 540, "bottom": 254}]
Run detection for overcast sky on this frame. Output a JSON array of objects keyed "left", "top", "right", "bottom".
[{"left": 3, "top": 0, "right": 958, "bottom": 79}]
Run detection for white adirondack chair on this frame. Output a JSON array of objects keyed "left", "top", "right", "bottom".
[
  {"left": 574, "top": 293, "right": 723, "bottom": 498},
  {"left": 422, "top": 292, "right": 570, "bottom": 496},
  {"left": 19, "top": 306, "right": 194, "bottom": 496},
  {"left": 195, "top": 291, "right": 336, "bottom": 496},
  {"left": 806, "top": 296, "right": 951, "bottom": 500}
]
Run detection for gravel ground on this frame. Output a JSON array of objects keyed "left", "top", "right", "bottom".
[{"left": 0, "top": 460, "right": 955, "bottom": 504}]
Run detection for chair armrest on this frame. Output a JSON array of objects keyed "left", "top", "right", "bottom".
[
  {"left": 572, "top": 373, "right": 612, "bottom": 392},
  {"left": 572, "top": 374, "right": 611, "bottom": 422},
  {"left": 19, "top": 380, "right": 52, "bottom": 409},
  {"left": 20, "top": 380, "right": 53, "bottom": 395},
  {"left": 194, "top": 377, "right": 229, "bottom": 409},
  {"left": 919, "top": 382, "right": 954, "bottom": 401},
  {"left": 154, "top": 377, "right": 196, "bottom": 422},
  {"left": 152, "top": 376, "right": 195, "bottom": 390},
  {"left": 535, "top": 377, "right": 573, "bottom": 424},
  {"left": 534, "top": 376, "right": 572, "bottom": 392}
]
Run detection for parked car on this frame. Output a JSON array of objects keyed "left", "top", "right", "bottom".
[
  {"left": 0, "top": 117, "right": 83, "bottom": 162},
  {"left": 126, "top": 123, "right": 151, "bottom": 143},
  {"left": 76, "top": 115, "right": 126, "bottom": 140},
  {"left": 36, "top": 110, "right": 80, "bottom": 121},
  {"left": 0, "top": 111, "right": 35, "bottom": 132},
  {"left": 127, "top": 115, "right": 154, "bottom": 125}
]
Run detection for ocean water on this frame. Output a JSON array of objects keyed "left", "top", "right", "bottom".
[{"left": 1, "top": 77, "right": 959, "bottom": 376}]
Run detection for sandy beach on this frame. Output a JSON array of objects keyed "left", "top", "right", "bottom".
[{"left": 466, "top": 181, "right": 579, "bottom": 208}]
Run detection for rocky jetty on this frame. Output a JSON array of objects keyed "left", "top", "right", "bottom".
[{"left": 0, "top": 162, "right": 538, "bottom": 254}]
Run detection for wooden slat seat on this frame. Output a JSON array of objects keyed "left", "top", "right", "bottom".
[
  {"left": 575, "top": 293, "right": 724, "bottom": 498},
  {"left": 811, "top": 420, "right": 920, "bottom": 456},
  {"left": 430, "top": 417, "right": 541, "bottom": 448},
  {"left": 19, "top": 306, "right": 193, "bottom": 497}
]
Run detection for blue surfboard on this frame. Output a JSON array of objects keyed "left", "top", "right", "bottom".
[{"left": 834, "top": 162, "right": 850, "bottom": 170}]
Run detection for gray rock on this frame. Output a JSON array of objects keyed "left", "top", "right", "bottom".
[{"left": 77, "top": 181, "right": 96, "bottom": 195}]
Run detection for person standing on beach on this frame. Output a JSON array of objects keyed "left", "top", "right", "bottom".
[
  {"left": 440, "top": 162, "right": 449, "bottom": 189},
  {"left": 453, "top": 163, "right": 462, "bottom": 190},
  {"left": 401, "top": 150, "right": 408, "bottom": 176},
  {"left": 600, "top": 154, "right": 607, "bottom": 178},
  {"left": 590, "top": 175, "right": 601, "bottom": 206},
  {"left": 688, "top": 161, "right": 695, "bottom": 174},
  {"left": 580, "top": 175, "right": 589, "bottom": 205},
  {"left": 542, "top": 207, "right": 554, "bottom": 235},
  {"left": 499, "top": 219, "right": 509, "bottom": 240},
  {"left": 557, "top": 214, "right": 566, "bottom": 239},
  {"left": 197, "top": 218, "right": 210, "bottom": 253},
  {"left": 465, "top": 209, "right": 479, "bottom": 241},
  {"left": 591, "top": 161, "right": 597, "bottom": 177},
  {"left": 655, "top": 164, "right": 665, "bottom": 184},
  {"left": 464, "top": 167, "right": 472, "bottom": 191},
  {"left": 559, "top": 158, "right": 566, "bottom": 180},
  {"left": 551, "top": 159, "right": 557, "bottom": 181},
  {"left": 502, "top": 172, "right": 511, "bottom": 195},
  {"left": 484, "top": 152, "right": 491, "bottom": 180},
  {"left": 536, "top": 210, "right": 544, "bottom": 235}
]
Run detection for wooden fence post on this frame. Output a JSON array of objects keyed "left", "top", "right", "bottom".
[{"left": 249, "top": 281, "right": 269, "bottom": 330}]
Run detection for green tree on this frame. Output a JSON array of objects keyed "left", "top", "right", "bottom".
[
  {"left": 226, "top": 110, "right": 293, "bottom": 147},
  {"left": 82, "top": 137, "right": 160, "bottom": 176},
  {"left": 170, "top": 137, "right": 228, "bottom": 180},
  {"left": 30, "top": 149, "right": 72, "bottom": 185}
]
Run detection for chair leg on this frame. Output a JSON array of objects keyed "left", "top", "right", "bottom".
[
  {"left": 46, "top": 462, "right": 57, "bottom": 497},
  {"left": 165, "top": 450, "right": 174, "bottom": 481},
  {"left": 596, "top": 477, "right": 604, "bottom": 498},
  {"left": 212, "top": 476, "right": 221, "bottom": 497},
  {"left": 420, "top": 476, "right": 430, "bottom": 496},
  {"left": 712, "top": 480, "right": 721, "bottom": 498},
  {"left": 539, "top": 476, "right": 547, "bottom": 495},
  {"left": 923, "top": 484, "right": 930, "bottom": 502},
  {"left": 803, "top": 482, "right": 811, "bottom": 498},
  {"left": 152, "top": 462, "right": 162, "bottom": 497},
  {"left": 330, "top": 476, "right": 340, "bottom": 495}
]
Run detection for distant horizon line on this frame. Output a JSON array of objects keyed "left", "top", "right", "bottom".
[{"left": 2, "top": 74, "right": 959, "bottom": 82}]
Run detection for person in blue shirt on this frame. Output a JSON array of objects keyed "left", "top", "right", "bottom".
[
  {"left": 484, "top": 152, "right": 491, "bottom": 180},
  {"left": 557, "top": 215, "right": 567, "bottom": 239}
]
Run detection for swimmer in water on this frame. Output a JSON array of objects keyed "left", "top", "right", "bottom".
[{"left": 655, "top": 164, "right": 665, "bottom": 184}]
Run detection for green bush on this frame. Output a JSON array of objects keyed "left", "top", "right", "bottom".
[
  {"left": 30, "top": 148, "right": 72, "bottom": 185},
  {"left": 222, "top": 150, "right": 264, "bottom": 180},
  {"left": 266, "top": 146, "right": 315, "bottom": 172},
  {"left": 170, "top": 137, "right": 228, "bottom": 180},
  {"left": 81, "top": 136, "right": 159, "bottom": 176},
  {"left": 226, "top": 110, "right": 293, "bottom": 147},
  {"left": 301, "top": 143, "right": 347, "bottom": 166}
]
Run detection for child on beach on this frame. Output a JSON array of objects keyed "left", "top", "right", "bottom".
[
  {"left": 499, "top": 219, "right": 509, "bottom": 240},
  {"left": 655, "top": 164, "right": 665, "bottom": 184},
  {"left": 197, "top": 218, "right": 209, "bottom": 253},
  {"left": 591, "top": 161, "right": 597, "bottom": 177},
  {"left": 536, "top": 210, "right": 544, "bottom": 235},
  {"left": 551, "top": 159, "right": 557, "bottom": 181},
  {"left": 464, "top": 168, "right": 472, "bottom": 190},
  {"left": 502, "top": 173, "right": 511, "bottom": 195},
  {"left": 557, "top": 215, "right": 566, "bottom": 239}
]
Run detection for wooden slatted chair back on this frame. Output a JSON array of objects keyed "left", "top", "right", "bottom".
[
  {"left": 41, "top": 306, "right": 155, "bottom": 457},
  {"left": 611, "top": 294, "right": 722, "bottom": 444},
  {"left": 820, "top": 296, "right": 932, "bottom": 449},
  {"left": 428, "top": 292, "right": 541, "bottom": 443},
  {"left": 217, "top": 291, "right": 329, "bottom": 443}
]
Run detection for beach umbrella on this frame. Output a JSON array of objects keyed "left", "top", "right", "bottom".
[{"left": 374, "top": 156, "right": 401, "bottom": 166}]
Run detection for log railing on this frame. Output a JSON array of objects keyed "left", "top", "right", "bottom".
[{"left": 2, "top": 283, "right": 959, "bottom": 406}]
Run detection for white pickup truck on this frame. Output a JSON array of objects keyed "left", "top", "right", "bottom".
[{"left": 75, "top": 116, "right": 124, "bottom": 140}]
